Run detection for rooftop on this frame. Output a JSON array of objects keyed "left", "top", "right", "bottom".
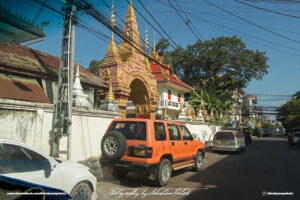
[{"left": 0, "top": 39, "right": 107, "bottom": 90}]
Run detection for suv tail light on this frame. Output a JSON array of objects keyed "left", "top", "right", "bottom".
[
  {"left": 130, "top": 146, "right": 153, "bottom": 158},
  {"left": 145, "top": 147, "right": 153, "bottom": 158}
]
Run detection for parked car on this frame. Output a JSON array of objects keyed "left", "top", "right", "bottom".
[
  {"left": 0, "top": 138, "right": 97, "bottom": 200},
  {"left": 263, "top": 129, "right": 270, "bottom": 137},
  {"left": 288, "top": 127, "right": 300, "bottom": 146},
  {"left": 212, "top": 130, "right": 245, "bottom": 153},
  {"left": 100, "top": 119, "right": 205, "bottom": 187}
]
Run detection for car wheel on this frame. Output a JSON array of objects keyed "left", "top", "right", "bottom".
[
  {"left": 70, "top": 182, "right": 92, "bottom": 200},
  {"left": 112, "top": 168, "right": 128, "bottom": 179},
  {"left": 101, "top": 131, "right": 127, "bottom": 160},
  {"left": 193, "top": 151, "right": 203, "bottom": 172},
  {"left": 155, "top": 158, "right": 172, "bottom": 187}
]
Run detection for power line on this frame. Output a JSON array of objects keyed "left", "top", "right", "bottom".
[
  {"left": 235, "top": 0, "right": 300, "bottom": 18},
  {"left": 136, "top": 0, "right": 178, "bottom": 48},
  {"left": 173, "top": 0, "right": 205, "bottom": 40},
  {"left": 166, "top": 0, "right": 202, "bottom": 40},
  {"left": 203, "top": 0, "right": 300, "bottom": 45},
  {"left": 191, "top": 15, "right": 300, "bottom": 56}
]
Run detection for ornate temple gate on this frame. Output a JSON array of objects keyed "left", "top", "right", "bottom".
[{"left": 99, "top": 1, "right": 159, "bottom": 119}]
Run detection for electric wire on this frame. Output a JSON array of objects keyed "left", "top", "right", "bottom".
[
  {"left": 235, "top": 0, "right": 300, "bottom": 19},
  {"left": 203, "top": 0, "right": 300, "bottom": 45},
  {"left": 173, "top": 0, "right": 205, "bottom": 40},
  {"left": 166, "top": 0, "right": 202, "bottom": 40},
  {"left": 190, "top": 15, "right": 300, "bottom": 56},
  {"left": 136, "top": 0, "right": 178, "bottom": 48}
]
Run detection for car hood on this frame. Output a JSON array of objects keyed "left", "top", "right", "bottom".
[{"left": 59, "top": 160, "right": 89, "bottom": 170}]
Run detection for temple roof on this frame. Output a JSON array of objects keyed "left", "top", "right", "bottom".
[
  {"left": 150, "top": 63, "right": 193, "bottom": 92},
  {"left": 0, "top": 73, "right": 50, "bottom": 103},
  {"left": 0, "top": 39, "right": 107, "bottom": 89}
]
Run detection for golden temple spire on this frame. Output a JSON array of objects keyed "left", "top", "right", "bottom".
[
  {"left": 144, "top": 26, "right": 149, "bottom": 53},
  {"left": 110, "top": 0, "right": 116, "bottom": 28},
  {"left": 118, "top": 0, "right": 142, "bottom": 60},
  {"left": 104, "top": 70, "right": 115, "bottom": 101},
  {"left": 153, "top": 30, "right": 156, "bottom": 52},
  {"left": 126, "top": 0, "right": 136, "bottom": 21},
  {"left": 106, "top": 0, "right": 118, "bottom": 56},
  {"left": 104, "top": 81, "right": 116, "bottom": 101},
  {"left": 106, "top": 32, "right": 118, "bottom": 56}
]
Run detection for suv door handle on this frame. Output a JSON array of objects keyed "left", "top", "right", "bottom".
[
  {"left": 171, "top": 142, "right": 175, "bottom": 146},
  {"left": 184, "top": 142, "right": 187, "bottom": 145}
]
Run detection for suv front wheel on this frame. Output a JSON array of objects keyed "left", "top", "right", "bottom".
[{"left": 155, "top": 158, "right": 172, "bottom": 187}]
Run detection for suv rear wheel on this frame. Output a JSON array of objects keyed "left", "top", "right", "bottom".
[
  {"left": 155, "top": 158, "right": 172, "bottom": 187},
  {"left": 101, "top": 131, "right": 127, "bottom": 160},
  {"left": 194, "top": 151, "right": 203, "bottom": 172}
]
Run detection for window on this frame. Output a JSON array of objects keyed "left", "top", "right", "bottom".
[
  {"left": 215, "top": 132, "right": 234, "bottom": 140},
  {"left": 167, "top": 124, "right": 181, "bottom": 140},
  {"left": 168, "top": 90, "right": 171, "bottom": 100},
  {"left": 155, "top": 122, "right": 166, "bottom": 141},
  {"left": 0, "top": 143, "right": 50, "bottom": 174},
  {"left": 108, "top": 121, "right": 147, "bottom": 141},
  {"left": 109, "top": 121, "right": 138, "bottom": 140},
  {"left": 178, "top": 93, "right": 181, "bottom": 102},
  {"left": 180, "top": 126, "right": 193, "bottom": 140},
  {"left": 136, "top": 122, "right": 146, "bottom": 140}
]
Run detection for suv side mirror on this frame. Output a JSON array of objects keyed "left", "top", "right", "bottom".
[{"left": 192, "top": 133, "right": 197, "bottom": 140}]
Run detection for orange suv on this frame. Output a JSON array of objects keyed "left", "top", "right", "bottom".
[{"left": 100, "top": 119, "right": 205, "bottom": 186}]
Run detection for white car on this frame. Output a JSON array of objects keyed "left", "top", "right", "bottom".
[{"left": 0, "top": 138, "right": 97, "bottom": 200}]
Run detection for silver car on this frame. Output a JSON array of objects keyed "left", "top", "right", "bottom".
[{"left": 212, "top": 130, "right": 245, "bottom": 153}]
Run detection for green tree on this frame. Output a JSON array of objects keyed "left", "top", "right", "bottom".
[
  {"left": 156, "top": 36, "right": 269, "bottom": 91},
  {"left": 292, "top": 91, "right": 300, "bottom": 99},
  {"left": 88, "top": 60, "right": 102, "bottom": 76},
  {"left": 277, "top": 97, "right": 300, "bottom": 131},
  {"left": 263, "top": 122, "right": 276, "bottom": 131}
]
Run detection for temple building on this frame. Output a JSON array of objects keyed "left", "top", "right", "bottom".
[
  {"left": 99, "top": 0, "right": 194, "bottom": 120},
  {"left": 149, "top": 50, "right": 193, "bottom": 120},
  {"left": 0, "top": 5, "right": 107, "bottom": 108},
  {"left": 99, "top": 0, "right": 159, "bottom": 119}
]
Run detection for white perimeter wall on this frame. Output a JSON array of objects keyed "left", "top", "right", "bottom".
[
  {"left": 0, "top": 98, "right": 118, "bottom": 161},
  {"left": 186, "top": 123, "right": 222, "bottom": 144},
  {"left": 0, "top": 98, "right": 220, "bottom": 161}
]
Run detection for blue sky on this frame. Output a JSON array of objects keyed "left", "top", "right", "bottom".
[{"left": 2, "top": 0, "right": 300, "bottom": 118}]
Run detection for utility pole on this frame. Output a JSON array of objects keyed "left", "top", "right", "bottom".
[{"left": 51, "top": 0, "right": 77, "bottom": 159}]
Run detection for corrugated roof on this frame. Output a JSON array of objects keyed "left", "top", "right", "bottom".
[
  {"left": 0, "top": 39, "right": 107, "bottom": 89},
  {"left": 0, "top": 73, "right": 50, "bottom": 103}
]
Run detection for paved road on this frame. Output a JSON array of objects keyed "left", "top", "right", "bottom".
[{"left": 97, "top": 135, "right": 300, "bottom": 200}]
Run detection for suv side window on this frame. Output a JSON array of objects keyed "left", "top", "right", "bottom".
[
  {"left": 0, "top": 143, "right": 50, "bottom": 174},
  {"left": 136, "top": 122, "right": 146, "bottom": 140},
  {"left": 180, "top": 126, "right": 193, "bottom": 140},
  {"left": 154, "top": 122, "right": 166, "bottom": 141},
  {"left": 167, "top": 124, "right": 181, "bottom": 140}
]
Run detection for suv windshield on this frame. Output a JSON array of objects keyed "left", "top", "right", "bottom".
[
  {"left": 108, "top": 121, "right": 146, "bottom": 140},
  {"left": 215, "top": 132, "right": 234, "bottom": 140}
]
